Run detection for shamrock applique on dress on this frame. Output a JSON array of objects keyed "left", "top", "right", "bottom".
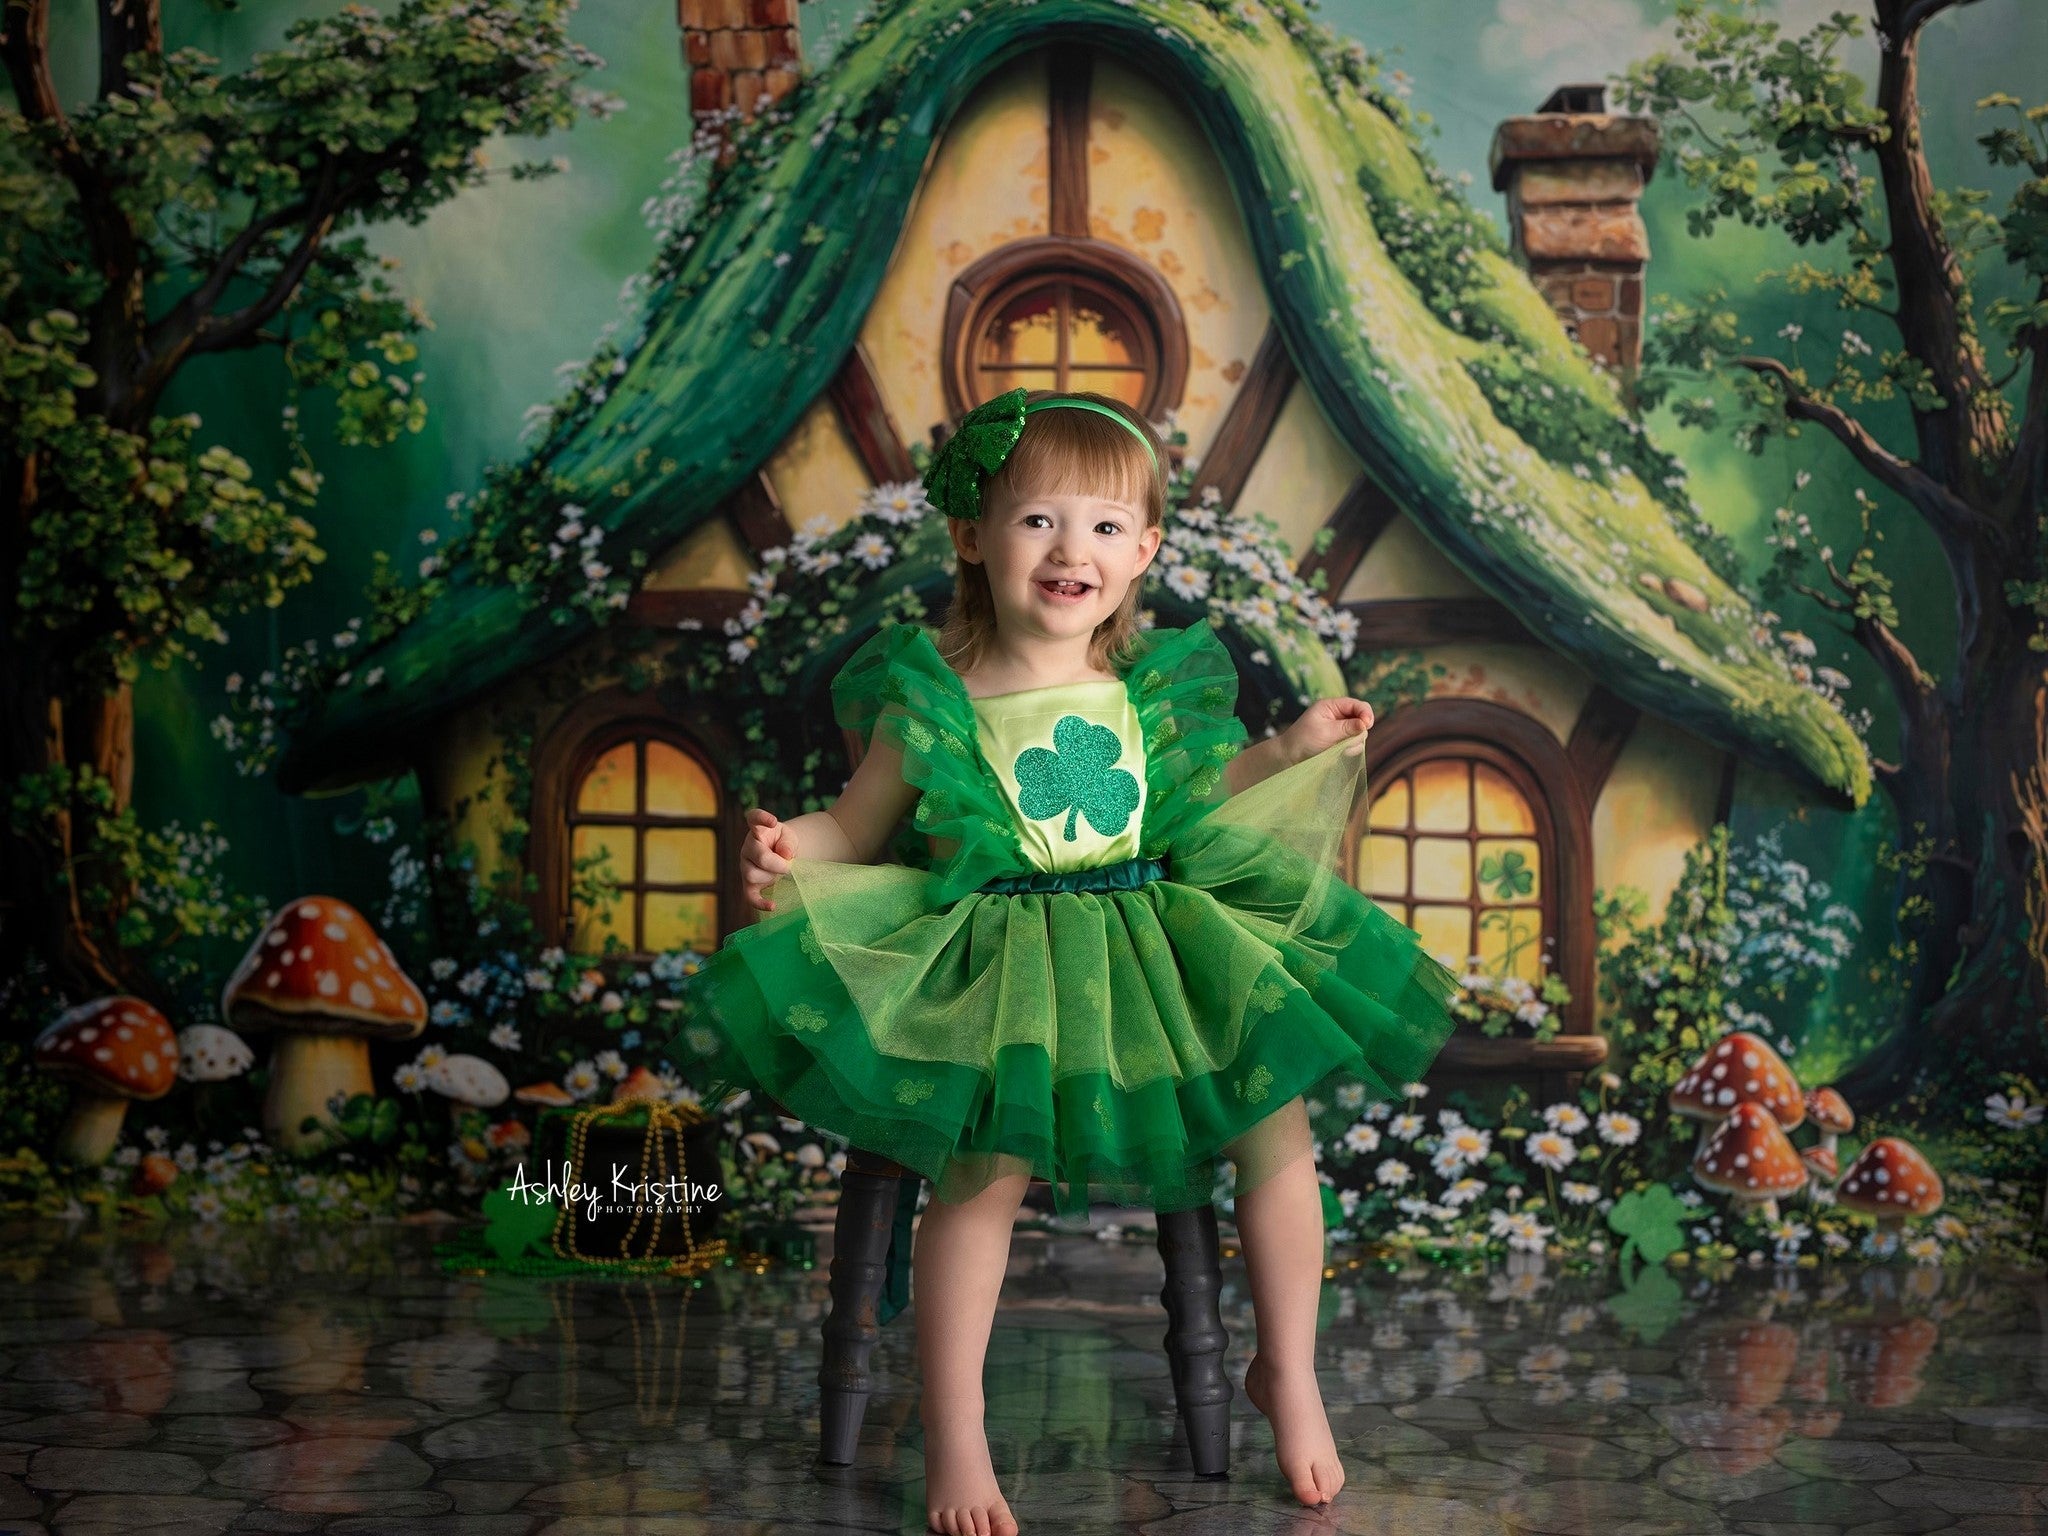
[{"left": 1013, "top": 714, "right": 1142, "bottom": 843}]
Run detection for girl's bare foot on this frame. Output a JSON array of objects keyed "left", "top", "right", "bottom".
[
  {"left": 922, "top": 1395, "right": 1019, "bottom": 1536},
  {"left": 1244, "top": 1351, "right": 1346, "bottom": 1507}
]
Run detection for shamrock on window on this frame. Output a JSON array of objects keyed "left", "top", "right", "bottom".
[{"left": 1013, "top": 715, "right": 1140, "bottom": 841}]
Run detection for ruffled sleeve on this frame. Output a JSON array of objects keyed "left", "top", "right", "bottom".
[
  {"left": 829, "top": 623, "right": 1031, "bottom": 901},
  {"left": 1126, "top": 618, "right": 1250, "bottom": 858}
]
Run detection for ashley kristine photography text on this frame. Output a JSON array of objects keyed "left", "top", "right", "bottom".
[{"left": 504, "top": 1159, "right": 723, "bottom": 1223}]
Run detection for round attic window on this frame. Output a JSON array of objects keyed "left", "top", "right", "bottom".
[{"left": 942, "top": 237, "right": 1187, "bottom": 421}]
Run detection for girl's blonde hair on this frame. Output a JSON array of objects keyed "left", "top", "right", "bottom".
[{"left": 933, "top": 388, "right": 1167, "bottom": 679}]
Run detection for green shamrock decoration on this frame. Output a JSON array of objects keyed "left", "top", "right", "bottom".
[
  {"left": 1479, "top": 848, "right": 1536, "bottom": 900},
  {"left": 922, "top": 387, "right": 1028, "bottom": 521},
  {"left": 481, "top": 1181, "right": 559, "bottom": 1262},
  {"left": 1014, "top": 715, "right": 1141, "bottom": 841},
  {"left": 1606, "top": 1182, "right": 1689, "bottom": 1272}
]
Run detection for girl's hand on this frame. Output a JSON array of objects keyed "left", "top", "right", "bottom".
[
  {"left": 1281, "top": 696, "right": 1375, "bottom": 763},
  {"left": 742, "top": 807, "right": 796, "bottom": 912}
]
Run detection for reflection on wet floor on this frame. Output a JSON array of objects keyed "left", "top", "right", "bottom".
[{"left": 0, "top": 1218, "right": 2042, "bottom": 1534}]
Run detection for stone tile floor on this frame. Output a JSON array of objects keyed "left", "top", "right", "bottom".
[{"left": 0, "top": 1216, "right": 2042, "bottom": 1534}]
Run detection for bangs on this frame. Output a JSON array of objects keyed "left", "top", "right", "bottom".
[{"left": 988, "top": 392, "right": 1163, "bottom": 521}]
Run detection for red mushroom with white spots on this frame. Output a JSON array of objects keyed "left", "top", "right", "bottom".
[
  {"left": 1835, "top": 1136, "right": 1944, "bottom": 1234},
  {"left": 221, "top": 896, "right": 426, "bottom": 1156},
  {"left": 1691, "top": 1101, "right": 1810, "bottom": 1222},
  {"left": 1800, "top": 1143, "right": 1839, "bottom": 1203},
  {"left": 1670, "top": 1031, "right": 1806, "bottom": 1138},
  {"left": 33, "top": 998, "right": 180, "bottom": 1166},
  {"left": 1803, "top": 1086, "right": 1854, "bottom": 1156}
]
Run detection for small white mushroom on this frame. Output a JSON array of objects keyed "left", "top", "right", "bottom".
[
  {"left": 177, "top": 1024, "right": 254, "bottom": 1083},
  {"left": 427, "top": 1054, "right": 510, "bottom": 1110}
]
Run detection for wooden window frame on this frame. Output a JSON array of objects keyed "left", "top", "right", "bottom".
[
  {"left": 940, "top": 236, "right": 1190, "bottom": 428},
  {"left": 529, "top": 688, "right": 748, "bottom": 968},
  {"left": 1352, "top": 699, "right": 1596, "bottom": 1034}
]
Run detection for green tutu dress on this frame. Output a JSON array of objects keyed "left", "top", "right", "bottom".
[{"left": 674, "top": 616, "right": 1460, "bottom": 1221}]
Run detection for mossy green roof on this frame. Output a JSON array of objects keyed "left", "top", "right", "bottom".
[{"left": 278, "top": 0, "right": 1870, "bottom": 809}]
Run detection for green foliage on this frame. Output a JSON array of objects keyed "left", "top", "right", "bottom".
[
  {"left": 0, "top": 1042, "right": 72, "bottom": 1161},
  {"left": 1616, "top": 0, "right": 2043, "bottom": 441},
  {"left": 2, "top": 762, "right": 271, "bottom": 1023},
  {"left": 1, "top": 0, "right": 613, "bottom": 693},
  {"left": 2, "top": 314, "right": 325, "bottom": 687},
  {"left": 1615, "top": 3, "right": 1884, "bottom": 246}
]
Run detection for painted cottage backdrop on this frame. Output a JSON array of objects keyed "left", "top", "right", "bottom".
[{"left": 274, "top": 0, "right": 1869, "bottom": 1104}]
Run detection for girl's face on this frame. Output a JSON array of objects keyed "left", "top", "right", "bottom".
[{"left": 954, "top": 480, "right": 1161, "bottom": 645}]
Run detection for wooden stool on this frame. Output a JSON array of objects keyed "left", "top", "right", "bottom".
[{"left": 816, "top": 1145, "right": 1232, "bottom": 1476}]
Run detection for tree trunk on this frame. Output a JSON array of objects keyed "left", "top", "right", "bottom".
[
  {"left": 1837, "top": 654, "right": 2048, "bottom": 1105},
  {"left": 0, "top": 637, "right": 143, "bottom": 1018}
]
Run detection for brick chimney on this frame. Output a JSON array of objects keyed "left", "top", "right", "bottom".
[
  {"left": 1489, "top": 84, "right": 1660, "bottom": 392},
  {"left": 681, "top": 0, "right": 802, "bottom": 141}
]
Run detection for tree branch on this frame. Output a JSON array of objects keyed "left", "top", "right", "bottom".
[
  {"left": 1735, "top": 353, "right": 1986, "bottom": 541},
  {"left": 1790, "top": 579, "right": 1852, "bottom": 617},
  {"left": 139, "top": 159, "right": 362, "bottom": 395}
]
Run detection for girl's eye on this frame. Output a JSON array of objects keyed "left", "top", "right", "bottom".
[{"left": 1096, "top": 521, "right": 1123, "bottom": 536}]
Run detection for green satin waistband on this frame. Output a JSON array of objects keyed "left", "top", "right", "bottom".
[{"left": 975, "top": 854, "right": 1169, "bottom": 896}]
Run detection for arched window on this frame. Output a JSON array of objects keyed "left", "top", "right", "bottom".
[
  {"left": 1349, "top": 699, "right": 1596, "bottom": 1034},
  {"left": 565, "top": 733, "right": 723, "bottom": 955},
  {"left": 942, "top": 236, "right": 1188, "bottom": 422},
  {"left": 531, "top": 694, "right": 742, "bottom": 962},
  {"left": 1362, "top": 757, "right": 1549, "bottom": 980}
]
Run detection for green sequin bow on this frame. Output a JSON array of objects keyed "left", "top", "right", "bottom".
[{"left": 921, "top": 387, "right": 1159, "bottom": 521}]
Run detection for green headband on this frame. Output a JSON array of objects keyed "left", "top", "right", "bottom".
[{"left": 922, "top": 387, "right": 1158, "bottom": 521}]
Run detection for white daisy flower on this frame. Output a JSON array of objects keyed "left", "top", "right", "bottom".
[
  {"left": 1596, "top": 1111, "right": 1641, "bottom": 1147},
  {"left": 1542, "top": 1103, "right": 1589, "bottom": 1135}
]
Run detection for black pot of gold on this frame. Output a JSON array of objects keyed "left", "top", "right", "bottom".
[{"left": 531, "top": 1097, "right": 729, "bottom": 1266}]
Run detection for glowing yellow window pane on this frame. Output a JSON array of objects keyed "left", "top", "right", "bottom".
[
  {"left": 1363, "top": 834, "right": 1408, "bottom": 897},
  {"left": 1369, "top": 777, "right": 1410, "bottom": 830},
  {"left": 981, "top": 368, "right": 1059, "bottom": 397},
  {"left": 575, "top": 743, "right": 637, "bottom": 815},
  {"left": 981, "top": 291, "right": 1060, "bottom": 366},
  {"left": 1412, "top": 906, "right": 1471, "bottom": 967},
  {"left": 643, "top": 893, "right": 720, "bottom": 954},
  {"left": 645, "top": 828, "right": 717, "bottom": 885},
  {"left": 1475, "top": 838, "right": 1541, "bottom": 905},
  {"left": 1385, "top": 902, "right": 1410, "bottom": 927},
  {"left": 1413, "top": 837, "right": 1472, "bottom": 901},
  {"left": 572, "top": 825, "right": 636, "bottom": 885},
  {"left": 570, "top": 892, "right": 625, "bottom": 954},
  {"left": 1477, "top": 907, "right": 1545, "bottom": 983},
  {"left": 1068, "top": 301, "right": 1138, "bottom": 368},
  {"left": 1474, "top": 764, "right": 1535, "bottom": 834},
  {"left": 1071, "top": 371, "right": 1148, "bottom": 407},
  {"left": 1412, "top": 759, "right": 1470, "bottom": 832},
  {"left": 645, "top": 743, "right": 716, "bottom": 818}
]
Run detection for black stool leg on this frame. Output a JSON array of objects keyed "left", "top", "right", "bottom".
[
  {"left": 819, "top": 1164, "right": 902, "bottom": 1465},
  {"left": 1156, "top": 1203, "right": 1231, "bottom": 1477}
]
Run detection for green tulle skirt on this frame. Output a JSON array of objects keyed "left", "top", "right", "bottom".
[{"left": 671, "top": 732, "right": 1462, "bottom": 1219}]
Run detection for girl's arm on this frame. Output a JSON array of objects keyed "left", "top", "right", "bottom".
[
  {"left": 1225, "top": 700, "right": 1375, "bottom": 796},
  {"left": 741, "top": 730, "right": 918, "bottom": 910}
]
